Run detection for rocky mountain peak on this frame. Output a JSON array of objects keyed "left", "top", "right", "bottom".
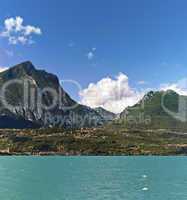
[
  {"left": 0, "top": 61, "right": 104, "bottom": 129},
  {"left": 11, "top": 61, "right": 35, "bottom": 74}
]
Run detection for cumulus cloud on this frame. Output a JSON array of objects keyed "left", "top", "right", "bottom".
[
  {"left": 0, "top": 67, "right": 8, "bottom": 73},
  {"left": 87, "top": 51, "right": 94, "bottom": 60},
  {"left": 160, "top": 78, "right": 187, "bottom": 95},
  {"left": 80, "top": 72, "right": 187, "bottom": 113},
  {"left": 0, "top": 16, "right": 42, "bottom": 45},
  {"left": 79, "top": 73, "right": 145, "bottom": 113}
]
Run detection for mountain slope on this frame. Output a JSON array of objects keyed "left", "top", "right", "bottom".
[
  {"left": 0, "top": 61, "right": 103, "bottom": 128},
  {"left": 120, "top": 90, "right": 187, "bottom": 130},
  {"left": 94, "top": 107, "right": 116, "bottom": 121}
]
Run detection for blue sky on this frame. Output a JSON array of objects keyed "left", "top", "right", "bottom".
[{"left": 0, "top": 0, "right": 187, "bottom": 112}]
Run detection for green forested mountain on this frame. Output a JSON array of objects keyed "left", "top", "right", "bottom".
[{"left": 120, "top": 90, "right": 187, "bottom": 130}]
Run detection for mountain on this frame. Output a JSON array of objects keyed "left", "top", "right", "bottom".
[
  {"left": 0, "top": 61, "right": 104, "bottom": 128},
  {"left": 94, "top": 107, "right": 116, "bottom": 121},
  {"left": 120, "top": 90, "right": 187, "bottom": 130}
]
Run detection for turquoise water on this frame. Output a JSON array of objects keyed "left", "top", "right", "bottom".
[{"left": 0, "top": 157, "right": 186, "bottom": 200}]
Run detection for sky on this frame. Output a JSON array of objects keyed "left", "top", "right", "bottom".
[{"left": 0, "top": 0, "right": 187, "bottom": 113}]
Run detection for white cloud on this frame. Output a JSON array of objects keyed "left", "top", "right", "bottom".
[
  {"left": 87, "top": 51, "right": 94, "bottom": 60},
  {"left": 79, "top": 72, "right": 145, "bottom": 113},
  {"left": 0, "top": 67, "right": 8, "bottom": 73},
  {"left": 79, "top": 74, "right": 187, "bottom": 114},
  {"left": 87, "top": 47, "right": 96, "bottom": 60},
  {"left": 160, "top": 78, "right": 187, "bottom": 96},
  {"left": 137, "top": 80, "right": 147, "bottom": 85},
  {"left": 4, "top": 49, "right": 14, "bottom": 57},
  {"left": 0, "top": 48, "right": 14, "bottom": 59},
  {"left": 0, "top": 16, "right": 42, "bottom": 45},
  {"left": 24, "top": 25, "right": 41, "bottom": 35},
  {"left": 68, "top": 41, "right": 75, "bottom": 47}
]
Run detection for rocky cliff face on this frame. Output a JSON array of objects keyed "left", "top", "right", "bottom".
[{"left": 0, "top": 61, "right": 103, "bottom": 128}]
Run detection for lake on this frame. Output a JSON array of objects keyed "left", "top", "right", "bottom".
[{"left": 0, "top": 157, "right": 186, "bottom": 200}]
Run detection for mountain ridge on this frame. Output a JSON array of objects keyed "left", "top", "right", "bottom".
[
  {"left": 120, "top": 89, "right": 187, "bottom": 130},
  {"left": 94, "top": 107, "right": 116, "bottom": 121},
  {"left": 0, "top": 61, "right": 104, "bottom": 128},
  {"left": 0, "top": 61, "right": 187, "bottom": 130}
]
